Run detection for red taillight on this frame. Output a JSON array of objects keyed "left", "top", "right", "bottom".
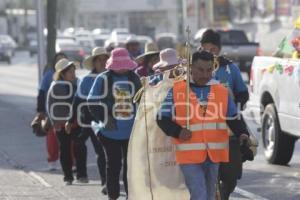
[
  {"left": 78, "top": 49, "right": 85, "bottom": 57},
  {"left": 256, "top": 46, "right": 262, "bottom": 56}
]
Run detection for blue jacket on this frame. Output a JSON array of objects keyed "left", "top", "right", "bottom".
[
  {"left": 213, "top": 59, "right": 249, "bottom": 108},
  {"left": 69, "top": 72, "right": 99, "bottom": 125},
  {"left": 87, "top": 70, "right": 141, "bottom": 140},
  {"left": 37, "top": 68, "right": 55, "bottom": 112}
]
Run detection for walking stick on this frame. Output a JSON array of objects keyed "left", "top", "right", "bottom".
[{"left": 185, "top": 26, "right": 191, "bottom": 129}]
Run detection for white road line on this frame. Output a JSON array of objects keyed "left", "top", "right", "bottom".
[
  {"left": 28, "top": 171, "right": 52, "bottom": 188},
  {"left": 235, "top": 187, "right": 270, "bottom": 200}
]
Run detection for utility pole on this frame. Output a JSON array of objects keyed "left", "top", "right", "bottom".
[
  {"left": 5, "top": 0, "right": 12, "bottom": 36},
  {"left": 274, "top": 0, "right": 279, "bottom": 21},
  {"left": 207, "top": 0, "right": 214, "bottom": 26},
  {"left": 177, "top": 0, "right": 187, "bottom": 38},
  {"left": 182, "top": 0, "right": 187, "bottom": 33},
  {"left": 23, "top": 0, "right": 29, "bottom": 47},
  {"left": 46, "top": 0, "right": 57, "bottom": 70},
  {"left": 36, "top": 0, "right": 46, "bottom": 83}
]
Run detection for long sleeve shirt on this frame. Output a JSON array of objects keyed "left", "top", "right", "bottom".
[
  {"left": 214, "top": 61, "right": 249, "bottom": 108},
  {"left": 87, "top": 70, "right": 141, "bottom": 140},
  {"left": 37, "top": 68, "right": 55, "bottom": 112},
  {"left": 69, "top": 72, "right": 98, "bottom": 125}
]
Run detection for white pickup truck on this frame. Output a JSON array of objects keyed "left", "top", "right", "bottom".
[{"left": 248, "top": 56, "right": 300, "bottom": 165}]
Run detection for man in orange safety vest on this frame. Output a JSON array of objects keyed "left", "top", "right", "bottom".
[{"left": 157, "top": 50, "right": 251, "bottom": 200}]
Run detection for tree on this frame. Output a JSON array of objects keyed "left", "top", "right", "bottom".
[{"left": 46, "top": 0, "right": 57, "bottom": 69}]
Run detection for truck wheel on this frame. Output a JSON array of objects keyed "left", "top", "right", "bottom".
[{"left": 262, "top": 104, "right": 296, "bottom": 165}]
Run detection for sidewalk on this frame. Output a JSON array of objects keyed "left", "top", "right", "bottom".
[{"left": 0, "top": 149, "right": 65, "bottom": 199}]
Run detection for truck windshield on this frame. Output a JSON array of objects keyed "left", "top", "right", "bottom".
[{"left": 218, "top": 30, "right": 249, "bottom": 44}]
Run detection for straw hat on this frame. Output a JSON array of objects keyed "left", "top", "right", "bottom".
[
  {"left": 106, "top": 48, "right": 137, "bottom": 71},
  {"left": 83, "top": 47, "right": 109, "bottom": 69},
  {"left": 53, "top": 58, "right": 75, "bottom": 80},
  {"left": 135, "top": 43, "right": 159, "bottom": 63},
  {"left": 152, "top": 48, "right": 180, "bottom": 70}
]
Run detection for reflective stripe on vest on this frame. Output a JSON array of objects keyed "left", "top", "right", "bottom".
[
  {"left": 176, "top": 142, "right": 229, "bottom": 151},
  {"left": 183, "top": 122, "right": 227, "bottom": 132}
]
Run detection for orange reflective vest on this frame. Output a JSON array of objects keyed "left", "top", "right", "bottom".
[{"left": 173, "top": 80, "right": 229, "bottom": 164}]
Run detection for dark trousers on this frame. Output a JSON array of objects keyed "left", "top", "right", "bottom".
[
  {"left": 100, "top": 135, "right": 129, "bottom": 199},
  {"left": 74, "top": 127, "right": 106, "bottom": 183},
  {"left": 56, "top": 128, "right": 77, "bottom": 181},
  {"left": 219, "top": 137, "right": 242, "bottom": 200}
]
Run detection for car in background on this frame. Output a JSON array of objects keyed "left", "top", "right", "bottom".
[
  {"left": 0, "top": 34, "right": 17, "bottom": 57},
  {"left": 63, "top": 27, "right": 76, "bottom": 36},
  {"left": 156, "top": 33, "right": 177, "bottom": 50},
  {"left": 93, "top": 34, "right": 110, "bottom": 47},
  {"left": 104, "top": 29, "right": 131, "bottom": 51},
  {"left": 74, "top": 30, "right": 95, "bottom": 54},
  {"left": 136, "top": 35, "right": 153, "bottom": 51},
  {"left": 92, "top": 29, "right": 110, "bottom": 48},
  {"left": 74, "top": 29, "right": 92, "bottom": 38},
  {"left": 110, "top": 28, "right": 131, "bottom": 44},
  {"left": 28, "top": 40, "right": 38, "bottom": 57},
  {"left": 92, "top": 28, "right": 110, "bottom": 36},
  {"left": 57, "top": 35, "right": 76, "bottom": 43},
  {"left": 76, "top": 37, "right": 95, "bottom": 54},
  {"left": 0, "top": 39, "right": 13, "bottom": 64},
  {"left": 194, "top": 28, "right": 261, "bottom": 78},
  {"left": 56, "top": 38, "right": 86, "bottom": 65}
]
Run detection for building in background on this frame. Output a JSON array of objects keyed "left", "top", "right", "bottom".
[
  {"left": 0, "top": 0, "right": 36, "bottom": 46},
  {"left": 0, "top": 0, "right": 7, "bottom": 34},
  {"left": 1, "top": 0, "right": 299, "bottom": 52},
  {"left": 62, "top": 0, "right": 178, "bottom": 38}
]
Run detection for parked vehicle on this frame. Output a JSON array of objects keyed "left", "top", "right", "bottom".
[
  {"left": 56, "top": 38, "right": 86, "bottom": 64},
  {"left": 156, "top": 33, "right": 177, "bottom": 50},
  {"left": 28, "top": 40, "right": 38, "bottom": 57},
  {"left": 110, "top": 28, "right": 131, "bottom": 45},
  {"left": 63, "top": 27, "right": 76, "bottom": 36},
  {"left": 194, "top": 29, "right": 261, "bottom": 78},
  {"left": 0, "top": 34, "right": 17, "bottom": 57},
  {"left": 92, "top": 28, "right": 110, "bottom": 48},
  {"left": 76, "top": 37, "right": 95, "bottom": 54},
  {"left": 93, "top": 34, "right": 110, "bottom": 47},
  {"left": 92, "top": 28, "right": 110, "bottom": 36},
  {"left": 247, "top": 56, "right": 300, "bottom": 165},
  {"left": 136, "top": 35, "right": 153, "bottom": 52},
  {"left": 0, "top": 41, "right": 12, "bottom": 64}
]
